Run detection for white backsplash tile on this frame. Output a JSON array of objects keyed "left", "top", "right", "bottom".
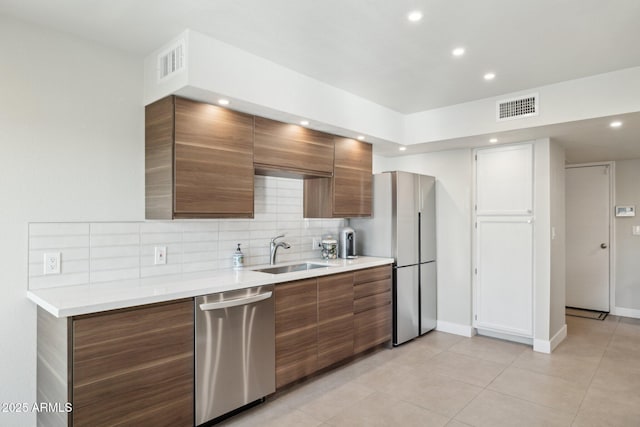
[{"left": 28, "top": 176, "right": 345, "bottom": 289}]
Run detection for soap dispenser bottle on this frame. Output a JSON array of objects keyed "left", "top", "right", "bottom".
[{"left": 232, "top": 243, "right": 244, "bottom": 269}]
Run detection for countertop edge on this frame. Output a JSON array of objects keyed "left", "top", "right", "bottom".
[{"left": 28, "top": 257, "right": 394, "bottom": 318}]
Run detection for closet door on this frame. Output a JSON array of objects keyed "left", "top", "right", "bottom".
[{"left": 476, "top": 217, "right": 533, "bottom": 337}]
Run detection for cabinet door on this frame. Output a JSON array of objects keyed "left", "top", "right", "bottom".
[
  {"left": 476, "top": 144, "right": 533, "bottom": 215},
  {"left": 332, "top": 137, "right": 372, "bottom": 217},
  {"left": 353, "top": 266, "right": 392, "bottom": 353},
  {"left": 317, "top": 273, "right": 354, "bottom": 370},
  {"left": 72, "top": 300, "right": 194, "bottom": 427},
  {"left": 174, "top": 97, "right": 254, "bottom": 218},
  {"left": 476, "top": 218, "right": 533, "bottom": 337},
  {"left": 275, "top": 279, "right": 318, "bottom": 388},
  {"left": 254, "top": 117, "right": 334, "bottom": 176}
]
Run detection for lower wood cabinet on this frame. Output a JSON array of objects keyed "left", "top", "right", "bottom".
[
  {"left": 37, "top": 300, "right": 194, "bottom": 427},
  {"left": 274, "top": 278, "right": 318, "bottom": 388},
  {"left": 274, "top": 266, "right": 391, "bottom": 389},
  {"left": 317, "top": 273, "right": 354, "bottom": 370},
  {"left": 353, "top": 265, "right": 393, "bottom": 354}
]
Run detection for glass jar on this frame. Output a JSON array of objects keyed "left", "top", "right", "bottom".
[{"left": 321, "top": 237, "right": 338, "bottom": 259}]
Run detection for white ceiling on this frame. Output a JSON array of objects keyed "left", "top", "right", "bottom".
[{"left": 2, "top": 0, "right": 640, "bottom": 161}]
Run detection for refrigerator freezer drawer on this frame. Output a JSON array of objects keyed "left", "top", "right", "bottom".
[
  {"left": 394, "top": 265, "right": 419, "bottom": 345},
  {"left": 420, "top": 261, "right": 437, "bottom": 334}
]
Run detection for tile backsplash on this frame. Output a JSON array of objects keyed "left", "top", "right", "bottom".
[{"left": 28, "top": 176, "right": 345, "bottom": 290}]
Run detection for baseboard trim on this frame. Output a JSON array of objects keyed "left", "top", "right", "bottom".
[
  {"left": 611, "top": 306, "right": 640, "bottom": 319},
  {"left": 436, "top": 320, "right": 476, "bottom": 337},
  {"left": 533, "top": 324, "right": 567, "bottom": 354},
  {"left": 477, "top": 328, "right": 533, "bottom": 346}
]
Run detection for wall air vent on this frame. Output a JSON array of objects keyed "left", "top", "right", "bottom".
[
  {"left": 157, "top": 40, "right": 185, "bottom": 82},
  {"left": 496, "top": 93, "right": 539, "bottom": 122}
]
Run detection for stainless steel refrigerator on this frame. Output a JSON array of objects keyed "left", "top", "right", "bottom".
[{"left": 351, "top": 171, "right": 436, "bottom": 345}]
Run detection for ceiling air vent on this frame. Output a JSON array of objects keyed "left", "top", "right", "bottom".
[
  {"left": 496, "top": 93, "right": 539, "bottom": 122},
  {"left": 157, "top": 40, "right": 185, "bottom": 82}
]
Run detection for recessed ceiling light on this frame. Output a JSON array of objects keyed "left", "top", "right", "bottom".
[
  {"left": 399, "top": 146, "right": 407, "bottom": 151},
  {"left": 357, "top": 135, "right": 365, "bottom": 141},
  {"left": 489, "top": 138, "right": 498, "bottom": 143},
  {"left": 407, "top": 11, "right": 423, "bottom": 22},
  {"left": 452, "top": 47, "right": 465, "bottom": 57},
  {"left": 610, "top": 121, "right": 622, "bottom": 128},
  {"left": 218, "top": 99, "right": 230, "bottom": 106},
  {"left": 484, "top": 73, "right": 496, "bottom": 81},
  {"left": 300, "top": 120, "right": 309, "bottom": 126}
]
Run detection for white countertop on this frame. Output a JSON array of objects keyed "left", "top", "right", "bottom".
[{"left": 27, "top": 257, "right": 394, "bottom": 318}]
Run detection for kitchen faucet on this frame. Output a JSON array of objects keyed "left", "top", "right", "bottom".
[{"left": 270, "top": 234, "right": 291, "bottom": 265}]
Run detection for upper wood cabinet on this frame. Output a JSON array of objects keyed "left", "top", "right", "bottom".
[
  {"left": 304, "top": 137, "right": 372, "bottom": 218},
  {"left": 253, "top": 117, "right": 335, "bottom": 177},
  {"left": 145, "top": 96, "right": 254, "bottom": 219}
]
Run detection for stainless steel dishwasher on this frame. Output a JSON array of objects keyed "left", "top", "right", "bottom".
[{"left": 195, "top": 285, "right": 275, "bottom": 425}]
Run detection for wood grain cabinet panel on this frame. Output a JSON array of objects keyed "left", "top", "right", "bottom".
[
  {"left": 304, "top": 137, "right": 372, "bottom": 218},
  {"left": 274, "top": 266, "right": 392, "bottom": 389},
  {"left": 332, "top": 137, "right": 372, "bottom": 217},
  {"left": 317, "top": 273, "right": 354, "bottom": 370},
  {"left": 254, "top": 117, "right": 334, "bottom": 177},
  {"left": 71, "top": 300, "right": 194, "bottom": 427},
  {"left": 275, "top": 279, "right": 318, "bottom": 388},
  {"left": 145, "top": 96, "right": 254, "bottom": 219},
  {"left": 353, "top": 302, "right": 392, "bottom": 354},
  {"left": 353, "top": 265, "right": 392, "bottom": 353}
]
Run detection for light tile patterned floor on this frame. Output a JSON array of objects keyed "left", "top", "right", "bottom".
[{"left": 220, "top": 315, "right": 640, "bottom": 427}]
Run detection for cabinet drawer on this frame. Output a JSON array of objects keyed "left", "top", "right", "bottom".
[
  {"left": 354, "top": 278, "right": 392, "bottom": 300},
  {"left": 353, "top": 303, "right": 392, "bottom": 354},
  {"left": 354, "top": 265, "right": 392, "bottom": 285},
  {"left": 354, "top": 290, "right": 391, "bottom": 314},
  {"left": 317, "top": 314, "right": 353, "bottom": 370}
]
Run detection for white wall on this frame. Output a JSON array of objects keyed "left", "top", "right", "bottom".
[
  {"left": 549, "top": 141, "right": 567, "bottom": 339},
  {"left": 0, "top": 15, "right": 143, "bottom": 425},
  {"left": 533, "top": 140, "right": 552, "bottom": 344},
  {"left": 404, "top": 66, "right": 640, "bottom": 145},
  {"left": 144, "top": 30, "right": 405, "bottom": 145},
  {"left": 373, "top": 149, "right": 474, "bottom": 330},
  {"left": 614, "top": 159, "right": 640, "bottom": 315}
]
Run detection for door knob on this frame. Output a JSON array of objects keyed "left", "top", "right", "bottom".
[{"left": 600, "top": 243, "right": 608, "bottom": 249}]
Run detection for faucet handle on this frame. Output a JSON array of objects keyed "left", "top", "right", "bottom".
[{"left": 271, "top": 234, "right": 285, "bottom": 243}]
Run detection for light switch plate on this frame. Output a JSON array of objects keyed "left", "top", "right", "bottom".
[
  {"left": 633, "top": 225, "right": 640, "bottom": 236},
  {"left": 154, "top": 246, "right": 167, "bottom": 265}
]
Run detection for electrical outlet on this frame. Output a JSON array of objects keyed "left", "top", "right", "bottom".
[
  {"left": 43, "top": 252, "right": 61, "bottom": 275},
  {"left": 312, "top": 237, "right": 322, "bottom": 250},
  {"left": 154, "top": 246, "right": 167, "bottom": 265}
]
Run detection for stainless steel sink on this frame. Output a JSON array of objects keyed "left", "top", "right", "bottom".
[{"left": 253, "top": 263, "right": 328, "bottom": 274}]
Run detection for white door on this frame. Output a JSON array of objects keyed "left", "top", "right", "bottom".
[
  {"left": 566, "top": 165, "right": 610, "bottom": 312},
  {"left": 476, "top": 217, "right": 533, "bottom": 337}
]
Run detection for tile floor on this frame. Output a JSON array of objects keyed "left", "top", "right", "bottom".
[{"left": 220, "top": 315, "right": 640, "bottom": 427}]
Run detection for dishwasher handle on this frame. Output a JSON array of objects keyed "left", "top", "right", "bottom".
[{"left": 199, "top": 291, "right": 272, "bottom": 311}]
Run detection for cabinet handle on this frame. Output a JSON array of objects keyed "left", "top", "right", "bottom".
[
  {"left": 199, "top": 291, "right": 272, "bottom": 311},
  {"left": 600, "top": 243, "right": 608, "bottom": 249}
]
